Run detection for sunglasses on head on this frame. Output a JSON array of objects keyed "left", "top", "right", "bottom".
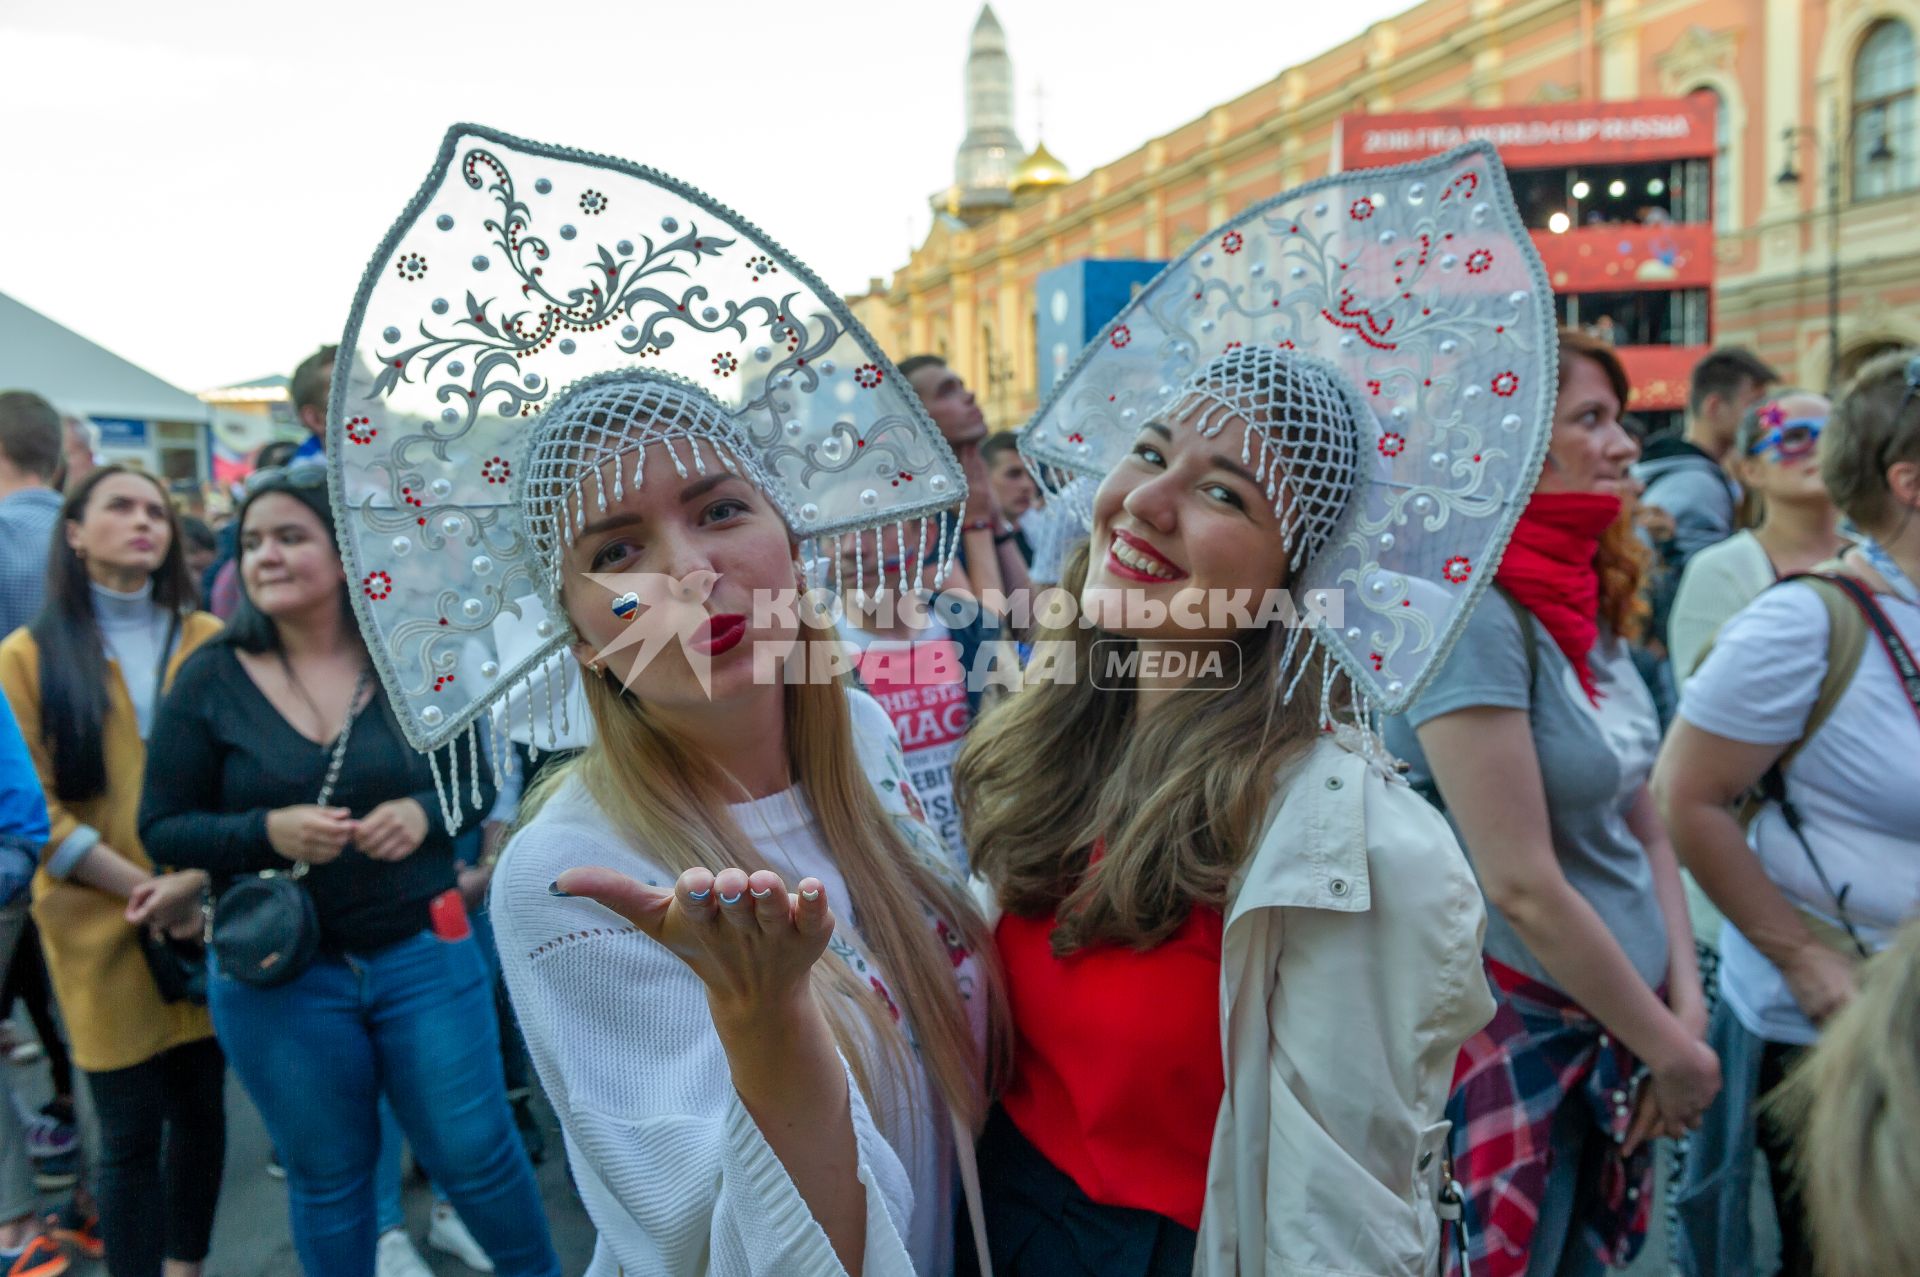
[
  {"left": 1887, "top": 354, "right": 1920, "bottom": 472},
  {"left": 242, "top": 461, "right": 328, "bottom": 496},
  {"left": 1747, "top": 416, "right": 1825, "bottom": 461}
]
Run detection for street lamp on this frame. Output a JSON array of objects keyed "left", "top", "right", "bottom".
[{"left": 1776, "top": 99, "right": 1895, "bottom": 385}]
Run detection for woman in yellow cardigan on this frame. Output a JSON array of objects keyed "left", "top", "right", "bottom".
[{"left": 0, "top": 465, "right": 225, "bottom": 1277}]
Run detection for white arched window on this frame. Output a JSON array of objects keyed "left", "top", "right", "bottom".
[{"left": 1853, "top": 19, "right": 1918, "bottom": 199}]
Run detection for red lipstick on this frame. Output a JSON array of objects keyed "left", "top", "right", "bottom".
[{"left": 693, "top": 613, "right": 747, "bottom": 656}]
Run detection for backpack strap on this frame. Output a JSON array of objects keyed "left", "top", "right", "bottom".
[
  {"left": 1821, "top": 570, "right": 1920, "bottom": 727},
  {"left": 1732, "top": 571, "right": 1865, "bottom": 829},
  {"left": 1772, "top": 572, "right": 1870, "bottom": 777},
  {"left": 1732, "top": 572, "right": 1878, "bottom": 957}
]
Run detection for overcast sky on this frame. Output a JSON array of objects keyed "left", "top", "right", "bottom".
[{"left": 1, "top": 0, "right": 1407, "bottom": 392}]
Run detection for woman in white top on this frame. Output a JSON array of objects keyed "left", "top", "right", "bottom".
[
  {"left": 1666, "top": 389, "right": 1846, "bottom": 686},
  {"left": 322, "top": 127, "right": 1004, "bottom": 1276},
  {"left": 1656, "top": 349, "right": 1920, "bottom": 1276},
  {"left": 495, "top": 390, "right": 1001, "bottom": 1274}
]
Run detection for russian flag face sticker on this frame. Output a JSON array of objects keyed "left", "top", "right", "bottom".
[{"left": 612, "top": 591, "right": 639, "bottom": 621}]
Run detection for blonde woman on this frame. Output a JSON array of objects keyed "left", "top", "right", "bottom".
[
  {"left": 953, "top": 145, "right": 1552, "bottom": 1276},
  {"left": 324, "top": 128, "right": 1004, "bottom": 1276},
  {"left": 1777, "top": 917, "right": 1920, "bottom": 1277}
]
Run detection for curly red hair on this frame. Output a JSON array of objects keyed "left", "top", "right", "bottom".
[{"left": 1558, "top": 327, "right": 1651, "bottom": 640}]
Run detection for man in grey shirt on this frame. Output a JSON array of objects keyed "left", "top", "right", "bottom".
[
  {"left": 0, "top": 392, "right": 65, "bottom": 639},
  {"left": 1634, "top": 348, "right": 1777, "bottom": 564}
]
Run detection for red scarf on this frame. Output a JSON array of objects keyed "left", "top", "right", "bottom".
[{"left": 1494, "top": 492, "right": 1622, "bottom": 705}]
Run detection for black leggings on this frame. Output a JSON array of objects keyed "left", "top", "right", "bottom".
[
  {"left": 1757, "top": 1041, "right": 1814, "bottom": 1277},
  {"left": 2, "top": 918, "right": 75, "bottom": 1103},
  {"left": 84, "top": 1037, "right": 227, "bottom": 1275}
]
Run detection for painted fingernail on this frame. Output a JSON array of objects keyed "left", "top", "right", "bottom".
[
  {"left": 800, "top": 887, "right": 821, "bottom": 901},
  {"left": 547, "top": 881, "right": 571, "bottom": 897},
  {"left": 688, "top": 887, "right": 711, "bottom": 902},
  {"left": 749, "top": 886, "right": 773, "bottom": 899},
  {"left": 718, "top": 890, "right": 743, "bottom": 905}
]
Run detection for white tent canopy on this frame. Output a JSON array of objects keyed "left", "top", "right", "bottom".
[{"left": 0, "top": 290, "right": 208, "bottom": 424}]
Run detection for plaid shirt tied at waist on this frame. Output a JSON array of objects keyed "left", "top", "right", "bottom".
[{"left": 1443, "top": 958, "right": 1657, "bottom": 1277}]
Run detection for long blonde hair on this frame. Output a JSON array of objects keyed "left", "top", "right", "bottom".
[
  {"left": 531, "top": 667, "right": 1006, "bottom": 1129},
  {"left": 954, "top": 540, "right": 1336, "bottom": 954},
  {"left": 1771, "top": 920, "right": 1920, "bottom": 1276}
]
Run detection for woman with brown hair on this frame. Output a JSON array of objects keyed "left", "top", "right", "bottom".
[
  {"left": 0, "top": 464, "right": 225, "bottom": 1276},
  {"left": 954, "top": 144, "right": 1555, "bottom": 1277},
  {"left": 1390, "top": 329, "right": 1719, "bottom": 1277}
]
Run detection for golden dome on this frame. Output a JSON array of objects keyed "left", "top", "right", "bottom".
[{"left": 1011, "top": 140, "right": 1070, "bottom": 196}]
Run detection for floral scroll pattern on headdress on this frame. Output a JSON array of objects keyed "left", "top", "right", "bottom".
[
  {"left": 328, "top": 124, "right": 966, "bottom": 771},
  {"left": 1018, "top": 141, "right": 1556, "bottom": 719}
]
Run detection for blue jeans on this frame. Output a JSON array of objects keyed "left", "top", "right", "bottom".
[
  {"left": 211, "top": 929, "right": 559, "bottom": 1276},
  {"left": 377, "top": 905, "right": 502, "bottom": 1232}
]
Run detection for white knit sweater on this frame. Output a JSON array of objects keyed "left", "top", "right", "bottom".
[{"left": 491, "top": 690, "right": 981, "bottom": 1276}]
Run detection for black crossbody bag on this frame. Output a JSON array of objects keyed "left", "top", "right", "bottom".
[{"left": 208, "top": 668, "right": 373, "bottom": 988}]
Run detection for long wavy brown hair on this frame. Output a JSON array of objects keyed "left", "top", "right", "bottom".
[
  {"left": 1558, "top": 327, "right": 1651, "bottom": 640},
  {"left": 954, "top": 539, "right": 1338, "bottom": 955}
]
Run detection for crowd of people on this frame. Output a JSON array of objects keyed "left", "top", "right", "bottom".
[{"left": 0, "top": 129, "right": 1915, "bottom": 1277}]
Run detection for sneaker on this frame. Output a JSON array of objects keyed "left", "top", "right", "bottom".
[
  {"left": 3, "top": 1031, "right": 42, "bottom": 1066},
  {"left": 30, "top": 1151, "right": 78, "bottom": 1192},
  {"left": 22, "top": 1114, "right": 76, "bottom": 1161},
  {"left": 375, "top": 1228, "right": 433, "bottom": 1277},
  {"left": 265, "top": 1151, "right": 287, "bottom": 1180},
  {"left": 2, "top": 1234, "right": 68, "bottom": 1277},
  {"left": 41, "top": 1201, "right": 101, "bottom": 1260},
  {"left": 427, "top": 1201, "right": 495, "bottom": 1272}
]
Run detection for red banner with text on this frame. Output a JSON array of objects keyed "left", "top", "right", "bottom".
[{"left": 1339, "top": 97, "right": 1718, "bottom": 171}]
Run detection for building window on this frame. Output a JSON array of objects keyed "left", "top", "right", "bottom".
[{"left": 1852, "top": 19, "right": 1917, "bottom": 200}]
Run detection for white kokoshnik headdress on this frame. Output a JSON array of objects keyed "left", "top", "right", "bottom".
[
  {"left": 1019, "top": 141, "right": 1556, "bottom": 727},
  {"left": 326, "top": 124, "right": 968, "bottom": 824}
]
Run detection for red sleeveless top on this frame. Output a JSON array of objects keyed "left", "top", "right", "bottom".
[{"left": 995, "top": 884, "right": 1226, "bottom": 1231}]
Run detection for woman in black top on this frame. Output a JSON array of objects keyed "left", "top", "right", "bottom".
[{"left": 139, "top": 465, "right": 560, "bottom": 1277}]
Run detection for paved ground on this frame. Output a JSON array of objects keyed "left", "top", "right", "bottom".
[
  {"left": 13, "top": 1052, "right": 598, "bottom": 1276},
  {"left": 12, "top": 1039, "right": 1773, "bottom": 1277}
]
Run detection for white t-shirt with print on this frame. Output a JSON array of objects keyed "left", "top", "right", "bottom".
[
  {"left": 839, "top": 620, "right": 971, "bottom": 871},
  {"left": 1679, "top": 581, "right": 1920, "bottom": 1044}
]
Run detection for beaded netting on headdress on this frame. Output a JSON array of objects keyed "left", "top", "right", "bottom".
[
  {"left": 1176, "top": 346, "right": 1363, "bottom": 572},
  {"left": 327, "top": 124, "right": 968, "bottom": 829},
  {"left": 520, "top": 371, "right": 769, "bottom": 600},
  {"left": 1018, "top": 141, "right": 1557, "bottom": 732}
]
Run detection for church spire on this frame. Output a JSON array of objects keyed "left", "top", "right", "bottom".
[{"left": 949, "top": 3, "right": 1022, "bottom": 218}]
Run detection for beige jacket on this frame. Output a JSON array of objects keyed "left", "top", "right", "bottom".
[{"left": 1196, "top": 730, "right": 1494, "bottom": 1276}]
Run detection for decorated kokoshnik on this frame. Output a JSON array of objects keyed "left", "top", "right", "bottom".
[
  {"left": 1019, "top": 140, "right": 1558, "bottom": 733},
  {"left": 326, "top": 123, "right": 970, "bottom": 829}
]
